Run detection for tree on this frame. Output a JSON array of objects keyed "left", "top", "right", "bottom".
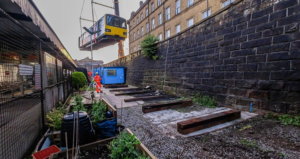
[
  {"left": 141, "top": 34, "right": 159, "bottom": 60},
  {"left": 72, "top": 72, "right": 86, "bottom": 91}
]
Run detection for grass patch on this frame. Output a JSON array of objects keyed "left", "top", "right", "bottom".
[
  {"left": 240, "top": 139, "right": 257, "bottom": 148},
  {"left": 265, "top": 113, "right": 300, "bottom": 126},
  {"left": 192, "top": 93, "right": 216, "bottom": 108}
]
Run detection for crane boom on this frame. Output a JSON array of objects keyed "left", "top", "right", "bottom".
[{"left": 114, "top": 0, "right": 124, "bottom": 58}]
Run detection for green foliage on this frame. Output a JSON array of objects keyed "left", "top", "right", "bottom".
[
  {"left": 92, "top": 99, "right": 107, "bottom": 123},
  {"left": 79, "top": 85, "right": 93, "bottom": 91},
  {"left": 141, "top": 34, "right": 159, "bottom": 60},
  {"left": 278, "top": 114, "right": 300, "bottom": 126},
  {"left": 240, "top": 139, "right": 257, "bottom": 148},
  {"left": 109, "top": 132, "right": 150, "bottom": 159},
  {"left": 72, "top": 95, "right": 87, "bottom": 112},
  {"left": 72, "top": 72, "right": 86, "bottom": 90},
  {"left": 46, "top": 108, "right": 64, "bottom": 130},
  {"left": 192, "top": 93, "right": 217, "bottom": 108}
]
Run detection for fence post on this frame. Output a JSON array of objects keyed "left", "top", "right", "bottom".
[{"left": 39, "top": 40, "right": 45, "bottom": 130}]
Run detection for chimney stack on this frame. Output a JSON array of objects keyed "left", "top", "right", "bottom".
[{"left": 140, "top": 1, "right": 143, "bottom": 7}]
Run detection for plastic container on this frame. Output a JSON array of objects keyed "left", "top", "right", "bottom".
[{"left": 32, "top": 145, "right": 61, "bottom": 159}]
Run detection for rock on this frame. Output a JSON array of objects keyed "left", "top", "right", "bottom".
[
  {"left": 202, "top": 147, "right": 209, "bottom": 151},
  {"left": 248, "top": 131, "right": 255, "bottom": 134}
]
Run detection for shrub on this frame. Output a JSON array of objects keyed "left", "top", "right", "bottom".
[
  {"left": 72, "top": 95, "right": 87, "bottom": 112},
  {"left": 46, "top": 108, "right": 64, "bottom": 130},
  {"left": 72, "top": 72, "right": 86, "bottom": 91},
  {"left": 109, "top": 132, "right": 149, "bottom": 159},
  {"left": 141, "top": 34, "right": 159, "bottom": 60},
  {"left": 91, "top": 99, "right": 107, "bottom": 123},
  {"left": 192, "top": 93, "right": 217, "bottom": 108}
]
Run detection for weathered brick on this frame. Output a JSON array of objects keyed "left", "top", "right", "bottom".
[
  {"left": 219, "top": 52, "right": 230, "bottom": 59},
  {"left": 288, "top": 4, "right": 300, "bottom": 16},
  {"left": 263, "top": 27, "right": 284, "bottom": 37},
  {"left": 273, "top": 32, "right": 300, "bottom": 44},
  {"left": 244, "top": 72, "right": 270, "bottom": 80},
  {"left": 252, "top": 6, "right": 273, "bottom": 19},
  {"left": 224, "top": 57, "right": 246, "bottom": 64},
  {"left": 216, "top": 79, "right": 235, "bottom": 87},
  {"left": 291, "top": 59, "right": 300, "bottom": 70},
  {"left": 238, "top": 64, "right": 258, "bottom": 71},
  {"left": 248, "top": 90, "right": 268, "bottom": 100},
  {"left": 270, "top": 9, "right": 287, "bottom": 21},
  {"left": 248, "top": 32, "right": 262, "bottom": 40},
  {"left": 257, "top": 80, "right": 285, "bottom": 91},
  {"left": 257, "top": 43, "right": 290, "bottom": 54},
  {"left": 213, "top": 86, "right": 228, "bottom": 94},
  {"left": 268, "top": 51, "right": 300, "bottom": 61},
  {"left": 242, "top": 27, "right": 256, "bottom": 35},
  {"left": 231, "top": 49, "right": 256, "bottom": 57},
  {"left": 269, "top": 91, "right": 287, "bottom": 101},
  {"left": 236, "top": 22, "right": 248, "bottom": 31},
  {"left": 218, "top": 44, "right": 240, "bottom": 52},
  {"left": 236, "top": 98, "right": 259, "bottom": 107},
  {"left": 233, "top": 36, "right": 247, "bottom": 44},
  {"left": 233, "top": 14, "right": 251, "bottom": 25},
  {"left": 211, "top": 72, "right": 224, "bottom": 79},
  {"left": 249, "top": 15, "right": 269, "bottom": 27},
  {"left": 196, "top": 72, "right": 210, "bottom": 78},
  {"left": 236, "top": 80, "right": 257, "bottom": 89},
  {"left": 248, "top": 55, "right": 266, "bottom": 63},
  {"left": 291, "top": 41, "right": 300, "bottom": 51},
  {"left": 217, "top": 27, "right": 235, "bottom": 36},
  {"left": 228, "top": 88, "right": 247, "bottom": 96},
  {"left": 274, "top": 0, "right": 298, "bottom": 11},
  {"left": 219, "top": 40, "right": 233, "bottom": 46},
  {"left": 256, "top": 21, "right": 276, "bottom": 32},
  {"left": 202, "top": 79, "right": 215, "bottom": 85},
  {"left": 278, "top": 13, "right": 300, "bottom": 26},
  {"left": 225, "top": 72, "right": 243, "bottom": 79},
  {"left": 196, "top": 85, "right": 214, "bottom": 92},
  {"left": 224, "top": 31, "right": 241, "bottom": 39},
  {"left": 258, "top": 61, "right": 290, "bottom": 71},
  {"left": 215, "top": 65, "right": 237, "bottom": 71},
  {"left": 285, "top": 23, "right": 299, "bottom": 33},
  {"left": 241, "top": 37, "right": 272, "bottom": 49},
  {"left": 195, "top": 61, "right": 209, "bottom": 66},
  {"left": 271, "top": 71, "right": 300, "bottom": 81}
]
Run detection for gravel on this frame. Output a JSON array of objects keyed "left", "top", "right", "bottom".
[{"left": 118, "top": 105, "right": 300, "bottom": 159}]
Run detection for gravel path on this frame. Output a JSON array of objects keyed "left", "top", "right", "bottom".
[{"left": 118, "top": 105, "right": 300, "bottom": 159}]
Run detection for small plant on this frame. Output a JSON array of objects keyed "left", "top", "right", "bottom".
[
  {"left": 79, "top": 85, "right": 93, "bottom": 91},
  {"left": 240, "top": 139, "right": 257, "bottom": 148},
  {"left": 72, "top": 72, "right": 87, "bottom": 91},
  {"left": 109, "top": 132, "right": 150, "bottom": 159},
  {"left": 141, "top": 34, "right": 159, "bottom": 60},
  {"left": 92, "top": 100, "right": 107, "bottom": 123},
  {"left": 192, "top": 93, "right": 217, "bottom": 108},
  {"left": 72, "top": 95, "right": 87, "bottom": 112},
  {"left": 46, "top": 108, "right": 64, "bottom": 130},
  {"left": 278, "top": 114, "right": 300, "bottom": 126}
]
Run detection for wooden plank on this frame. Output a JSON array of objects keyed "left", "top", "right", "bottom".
[
  {"left": 109, "top": 88, "right": 141, "bottom": 92},
  {"left": 103, "top": 84, "right": 128, "bottom": 88},
  {"left": 126, "top": 128, "right": 157, "bottom": 159},
  {"left": 102, "top": 98, "right": 117, "bottom": 118},
  {"left": 177, "top": 110, "right": 241, "bottom": 134},
  {"left": 142, "top": 100, "right": 193, "bottom": 113},
  {"left": 115, "top": 90, "right": 152, "bottom": 96},
  {"left": 124, "top": 95, "right": 166, "bottom": 102}
]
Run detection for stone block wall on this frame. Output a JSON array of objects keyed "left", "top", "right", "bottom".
[{"left": 106, "top": 0, "right": 300, "bottom": 114}]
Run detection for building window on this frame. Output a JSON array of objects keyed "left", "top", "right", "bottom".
[
  {"left": 166, "top": 30, "right": 170, "bottom": 38},
  {"left": 138, "top": 44, "right": 140, "bottom": 50},
  {"left": 141, "top": 13, "right": 143, "bottom": 20},
  {"left": 133, "top": 21, "right": 135, "bottom": 27},
  {"left": 159, "top": 34, "right": 162, "bottom": 41},
  {"left": 166, "top": 7, "right": 170, "bottom": 20},
  {"left": 176, "top": 0, "right": 181, "bottom": 15},
  {"left": 134, "top": 32, "right": 136, "bottom": 40},
  {"left": 146, "top": 23, "right": 149, "bottom": 32},
  {"left": 176, "top": 24, "right": 181, "bottom": 34},
  {"left": 141, "top": 27, "right": 144, "bottom": 36},
  {"left": 146, "top": 8, "right": 149, "bottom": 17},
  {"left": 223, "top": 0, "right": 233, "bottom": 7},
  {"left": 158, "top": 0, "right": 161, "bottom": 6},
  {"left": 45, "top": 53, "right": 57, "bottom": 85},
  {"left": 187, "top": 18, "right": 193, "bottom": 27},
  {"left": 203, "top": 9, "right": 211, "bottom": 19},
  {"left": 151, "top": 3, "right": 154, "bottom": 12},
  {"left": 158, "top": 13, "right": 162, "bottom": 25},
  {"left": 137, "top": 29, "right": 139, "bottom": 38},
  {"left": 187, "top": 0, "right": 194, "bottom": 7},
  {"left": 137, "top": 17, "right": 139, "bottom": 24},
  {"left": 152, "top": 18, "right": 155, "bottom": 30},
  {"left": 134, "top": 46, "right": 136, "bottom": 52}
]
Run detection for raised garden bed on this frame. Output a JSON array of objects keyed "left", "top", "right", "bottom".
[{"left": 142, "top": 100, "right": 193, "bottom": 113}]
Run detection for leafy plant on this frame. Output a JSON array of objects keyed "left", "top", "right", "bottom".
[
  {"left": 46, "top": 108, "right": 64, "bottom": 130},
  {"left": 240, "top": 139, "right": 257, "bottom": 148},
  {"left": 192, "top": 93, "right": 217, "bottom": 108},
  {"left": 109, "top": 132, "right": 150, "bottom": 159},
  {"left": 92, "top": 99, "right": 107, "bottom": 123},
  {"left": 79, "top": 85, "right": 93, "bottom": 91},
  {"left": 278, "top": 114, "right": 300, "bottom": 126},
  {"left": 72, "top": 95, "right": 87, "bottom": 112},
  {"left": 72, "top": 72, "right": 87, "bottom": 91},
  {"left": 141, "top": 34, "right": 159, "bottom": 60}
]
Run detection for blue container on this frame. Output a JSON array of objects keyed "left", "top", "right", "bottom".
[{"left": 93, "top": 67, "right": 125, "bottom": 85}]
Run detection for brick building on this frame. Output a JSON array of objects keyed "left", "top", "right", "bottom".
[
  {"left": 128, "top": 0, "right": 234, "bottom": 53},
  {"left": 74, "top": 57, "right": 104, "bottom": 71}
]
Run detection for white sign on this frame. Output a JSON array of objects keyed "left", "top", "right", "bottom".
[{"left": 19, "top": 64, "right": 33, "bottom": 76}]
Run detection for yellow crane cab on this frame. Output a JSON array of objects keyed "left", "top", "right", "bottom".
[{"left": 79, "top": 14, "right": 127, "bottom": 51}]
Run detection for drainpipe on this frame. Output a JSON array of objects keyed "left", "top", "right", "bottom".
[{"left": 163, "top": 1, "right": 166, "bottom": 39}]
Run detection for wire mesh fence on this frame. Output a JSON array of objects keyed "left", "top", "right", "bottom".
[{"left": 0, "top": 8, "right": 75, "bottom": 159}]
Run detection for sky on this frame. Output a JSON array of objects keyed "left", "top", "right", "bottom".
[{"left": 32, "top": 0, "right": 144, "bottom": 64}]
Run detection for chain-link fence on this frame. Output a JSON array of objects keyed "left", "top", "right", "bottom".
[{"left": 0, "top": 8, "right": 75, "bottom": 159}]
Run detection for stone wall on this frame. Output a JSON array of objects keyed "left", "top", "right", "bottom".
[{"left": 106, "top": 0, "right": 300, "bottom": 114}]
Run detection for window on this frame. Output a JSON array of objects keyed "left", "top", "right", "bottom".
[
  {"left": 151, "top": 3, "right": 154, "bottom": 12},
  {"left": 176, "top": 0, "right": 181, "bottom": 15},
  {"left": 158, "top": 13, "right": 162, "bottom": 25},
  {"left": 134, "top": 46, "right": 136, "bottom": 52},
  {"left": 45, "top": 53, "right": 56, "bottom": 85},
  {"left": 146, "top": 8, "right": 149, "bottom": 17},
  {"left": 134, "top": 32, "right": 136, "bottom": 40},
  {"left": 158, "top": 0, "right": 161, "bottom": 6},
  {"left": 141, "top": 27, "right": 144, "bottom": 36},
  {"left": 133, "top": 21, "right": 135, "bottom": 27},
  {"left": 166, "top": 30, "right": 170, "bottom": 38},
  {"left": 141, "top": 13, "right": 143, "bottom": 20},
  {"left": 223, "top": 0, "right": 233, "bottom": 7},
  {"left": 152, "top": 18, "right": 155, "bottom": 29},
  {"left": 107, "top": 70, "right": 116, "bottom": 76},
  {"left": 137, "top": 29, "right": 139, "bottom": 38},
  {"left": 138, "top": 44, "right": 140, "bottom": 50},
  {"left": 187, "top": 0, "right": 194, "bottom": 7},
  {"left": 106, "top": 15, "right": 127, "bottom": 29},
  {"left": 187, "top": 18, "right": 193, "bottom": 27},
  {"left": 159, "top": 34, "right": 162, "bottom": 41},
  {"left": 146, "top": 23, "right": 149, "bottom": 32},
  {"left": 176, "top": 24, "right": 181, "bottom": 34},
  {"left": 166, "top": 7, "right": 170, "bottom": 20},
  {"left": 137, "top": 17, "right": 139, "bottom": 24},
  {"left": 203, "top": 9, "right": 211, "bottom": 19}
]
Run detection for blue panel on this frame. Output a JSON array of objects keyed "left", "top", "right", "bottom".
[{"left": 95, "top": 67, "right": 125, "bottom": 84}]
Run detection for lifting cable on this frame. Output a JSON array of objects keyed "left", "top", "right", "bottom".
[
  {"left": 79, "top": 0, "right": 86, "bottom": 48},
  {"left": 91, "top": 0, "right": 97, "bottom": 44}
]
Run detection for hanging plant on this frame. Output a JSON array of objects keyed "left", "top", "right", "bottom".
[{"left": 141, "top": 34, "right": 159, "bottom": 60}]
